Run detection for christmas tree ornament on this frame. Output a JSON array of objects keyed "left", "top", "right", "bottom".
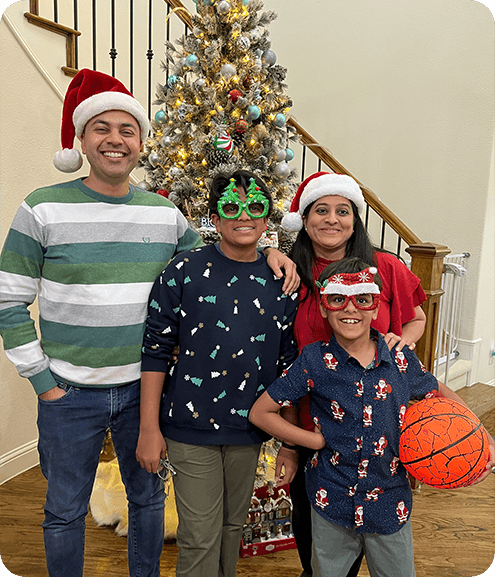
[
  {"left": 273, "top": 148, "right": 286, "bottom": 162},
  {"left": 253, "top": 124, "right": 267, "bottom": 139},
  {"left": 177, "top": 104, "right": 188, "bottom": 120},
  {"left": 167, "top": 75, "right": 180, "bottom": 88},
  {"left": 193, "top": 78, "right": 206, "bottom": 91},
  {"left": 156, "top": 189, "right": 169, "bottom": 197},
  {"left": 247, "top": 105, "right": 261, "bottom": 120},
  {"left": 273, "top": 162, "right": 290, "bottom": 178},
  {"left": 137, "top": 180, "right": 151, "bottom": 191},
  {"left": 228, "top": 89, "right": 243, "bottom": 104},
  {"left": 149, "top": 152, "right": 160, "bottom": 168},
  {"left": 185, "top": 54, "right": 199, "bottom": 69},
  {"left": 203, "top": 0, "right": 215, "bottom": 4},
  {"left": 213, "top": 132, "right": 234, "bottom": 155},
  {"left": 234, "top": 119, "right": 249, "bottom": 133},
  {"left": 262, "top": 49, "right": 277, "bottom": 66},
  {"left": 155, "top": 110, "right": 167, "bottom": 124},
  {"left": 242, "top": 0, "right": 249, "bottom": 4},
  {"left": 220, "top": 63, "right": 237, "bottom": 79},
  {"left": 273, "top": 113, "right": 286, "bottom": 127},
  {"left": 243, "top": 75, "right": 254, "bottom": 90},
  {"left": 237, "top": 36, "right": 251, "bottom": 51},
  {"left": 285, "top": 147, "right": 294, "bottom": 161},
  {"left": 160, "top": 135, "right": 173, "bottom": 147},
  {"left": 217, "top": 0, "right": 231, "bottom": 14}
]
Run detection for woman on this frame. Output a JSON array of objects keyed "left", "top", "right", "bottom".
[{"left": 279, "top": 172, "right": 427, "bottom": 577}]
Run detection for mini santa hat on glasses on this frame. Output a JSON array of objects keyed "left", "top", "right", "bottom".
[
  {"left": 281, "top": 171, "right": 365, "bottom": 232},
  {"left": 53, "top": 68, "right": 149, "bottom": 173}
]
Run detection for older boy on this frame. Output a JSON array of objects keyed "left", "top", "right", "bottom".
[
  {"left": 137, "top": 170, "right": 299, "bottom": 577},
  {"left": 249, "top": 257, "right": 495, "bottom": 577}
]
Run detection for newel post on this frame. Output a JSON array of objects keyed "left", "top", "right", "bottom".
[{"left": 406, "top": 243, "right": 450, "bottom": 372}]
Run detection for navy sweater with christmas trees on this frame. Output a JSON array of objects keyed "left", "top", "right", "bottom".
[{"left": 141, "top": 244, "right": 299, "bottom": 446}]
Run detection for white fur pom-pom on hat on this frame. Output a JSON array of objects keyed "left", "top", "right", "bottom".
[
  {"left": 281, "top": 171, "right": 365, "bottom": 232},
  {"left": 53, "top": 68, "right": 149, "bottom": 173},
  {"left": 53, "top": 149, "right": 83, "bottom": 173},
  {"left": 281, "top": 211, "right": 304, "bottom": 232}
]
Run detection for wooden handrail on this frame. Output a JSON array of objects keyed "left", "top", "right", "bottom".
[{"left": 165, "top": 0, "right": 194, "bottom": 29}]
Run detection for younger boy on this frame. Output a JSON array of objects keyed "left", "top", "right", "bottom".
[
  {"left": 136, "top": 170, "right": 299, "bottom": 577},
  {"left": 249, "top": 257, "right": 495, "bottom": 577}
]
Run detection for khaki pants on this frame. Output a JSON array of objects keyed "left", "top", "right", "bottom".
[{"left": 166, "top": 439, "right": 261, "bottom": 577}]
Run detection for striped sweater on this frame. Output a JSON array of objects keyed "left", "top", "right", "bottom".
[{"left": 0, "top": 178, "right": 202, "bottom": 394}]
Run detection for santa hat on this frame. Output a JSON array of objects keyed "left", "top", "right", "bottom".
[
  {"left": 318, "top": 267, "right": 380, "bottom": 296},
  {"left": 53, "top": 68, "right": 149, "bottom": 173},
  {"left": 281, "top": 172, "right": 365, "bottom": 232}
]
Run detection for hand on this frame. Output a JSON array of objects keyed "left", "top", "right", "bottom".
[
  {"left": 275, "top": 446, "right": 298, "bottom": 485},
  {"left": 383, "top": 332, "right": 416, "bottom": 352},
  {"left": 469, "top": 433, "right": 495, "bottom": 486},
  {"left": 39, "top": 386, "right": 66, "bottom": 401},
  {"left": 136, "top": 430, "right": 168, "bottom": 474},
  {"left": 265, "top": 248, "right": 300, "bottom": 295}
]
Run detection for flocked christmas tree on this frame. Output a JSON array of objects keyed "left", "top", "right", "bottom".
[{"left": 139, "top": 0, "right": 299, "bottom": 251}]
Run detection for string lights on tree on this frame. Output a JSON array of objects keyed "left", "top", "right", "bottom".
[{"left": 139, "top": 0, "right": 299, "bottom": 250}]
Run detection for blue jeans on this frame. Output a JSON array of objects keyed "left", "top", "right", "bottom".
[{"left": 37, "top": 378, "right": 165, "bottom": 577}]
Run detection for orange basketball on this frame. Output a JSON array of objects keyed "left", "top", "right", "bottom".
[{"left": 399, "top": 397, "right": 491, "bottom": 489}]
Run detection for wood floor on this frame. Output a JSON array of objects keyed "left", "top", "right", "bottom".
[{"left": 1, "top": 384, "right": 494, "bottom": 577}]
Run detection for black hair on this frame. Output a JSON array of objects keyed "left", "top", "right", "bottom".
[
  {"left": 208, "top": 170, "right": 273, "bottom": 217},
  {"left": 317, "top": 257, "right": 383, "bottom": 292},
  {"left": 289, "top": 199, "right": 375, "bottom": 298}
]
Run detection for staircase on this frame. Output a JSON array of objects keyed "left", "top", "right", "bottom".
[{"left": 15, "top": 0, "right": 451, "bottom": 372}]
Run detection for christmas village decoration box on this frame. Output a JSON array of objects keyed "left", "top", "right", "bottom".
[
  {"left": 240, "top": 482, "right": 296, "bottom": 557},
  {"left": 240, "top": 439, "right": 296, "bottom": 558}
]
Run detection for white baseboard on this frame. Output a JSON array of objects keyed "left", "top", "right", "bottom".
[{"left": 0, "top": 440, "right": 39, "bottom": 485}]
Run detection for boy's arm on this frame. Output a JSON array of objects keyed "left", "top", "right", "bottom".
[
  {"left": 437, "top": 380, "right": 495, "bottom": 484},
  {"left": 136, "top": 371, "right": 168, "bottom": 474},
  {"left": 274, "top": 405, "right": 299, "bottom": 485},
  {"left": 249, "top": 391, "right": 325, "bottom": 451}
]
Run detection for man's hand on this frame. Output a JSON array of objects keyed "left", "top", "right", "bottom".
[
  {"left": 265, "top": 248, "right": 300, "bottom": 295},
  {"left": 275, "top": 446, "right": 298, "bottom": 485},
  {"left": 39, "top": 386, "right": 66, "bottom": 401}
]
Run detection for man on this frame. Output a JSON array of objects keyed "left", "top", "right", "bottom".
[{"left": 0, "top": 69, "right": 297, "bottom": 577}]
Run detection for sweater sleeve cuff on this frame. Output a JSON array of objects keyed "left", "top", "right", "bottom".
[
  {"left": 29, "top": 369, "right": 58, "bottom": 395},
  {"left": 141, "top": 355, "right": 170, "bottom": 373}
]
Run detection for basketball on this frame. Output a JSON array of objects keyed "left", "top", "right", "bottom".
[{"left": 399, "top": 397, "right": 491, "bottom": 489}]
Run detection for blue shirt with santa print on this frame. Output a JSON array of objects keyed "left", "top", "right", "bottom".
[{"left": 266, "top": 329, "right": 438, "bottom": 535}]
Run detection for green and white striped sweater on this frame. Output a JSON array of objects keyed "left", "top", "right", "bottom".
[{"left": 0, "top": 178, "right": 202, "bottom": 395}]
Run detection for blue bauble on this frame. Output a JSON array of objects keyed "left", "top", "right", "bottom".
[
  {"left": 242, "top": 0, "right": 249, "bottom": 4},
  {"left": 154, "top": 110, "right": 167, "bottom": 124},
  {"left": 274, "top": 113, "right": 286, "bottom": 127},
  {"left": 247, "top": 105, "right": 261, "bottom": 121},
  {"left": 203, "top": 0, "right": 215, "bottom": 4},
  {"left": 185, "top": 54, "right": 199, "bottom": 69},
  {"left": 167, "top": 75, "right": 179, "bottom": 88},
  {"left": 285, "top": 147, "right": 294, "bottom": 161}
]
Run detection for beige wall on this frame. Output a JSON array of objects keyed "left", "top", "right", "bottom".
[{"left": 1, "top": 0, "right": 494, "bottom": 482}]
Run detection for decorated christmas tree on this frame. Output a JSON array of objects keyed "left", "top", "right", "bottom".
[{"left": 139, "top": 0, "right": 299, "bottom": 250}]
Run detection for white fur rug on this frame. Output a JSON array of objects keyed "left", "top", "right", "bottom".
[{"left": 89, "top": 459, "right": 178, "bottom": 539}]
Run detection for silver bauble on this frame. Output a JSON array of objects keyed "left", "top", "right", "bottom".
[
  {"left": 160, "top": 136, "right": 173, "bottom": 147},
  {"left": 220, "top": 63, "right": 237, "bottom": 79},
  {"left": 148, "top": 152, "right": 160, "bottom": 168},
  {"left": 262, "top": 50, "right": 277, "bottom": 66},
  {"left": 194, "top": 78, "right": 206, "bottom": 91},
  {"left": 273, "top": 148, "right": 286, "bottom": 162},
  {"left": 168, "top": 166, "right": 181, "bottom": 178},
  {"left": 217, "top": 0, "right": 231, "bottom": 14},
  {"left": 238, "top": 36, "right": 251, "bottom": 51},
  {"left": 273, "top": 162, "right": 290, "bottom": 179},
  {"left": 137, "top": 180, "right": 152, "bottom": 191}
]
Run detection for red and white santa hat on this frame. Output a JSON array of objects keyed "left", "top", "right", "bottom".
[
  {"left": 281, "top": 171, "right": 365, "bottom": 232},
  {"left": 53, "top": 68, "right": 149, "bottom": 173},
  {"left": 318, "top": 267, "right": 380, "bottom": 296}
]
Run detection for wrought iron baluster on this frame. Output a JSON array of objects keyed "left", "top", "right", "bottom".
[
  {"left": 110, "top": 0, "right": 118, "bottom": 76},
  {"left": 146, "top": 0, "right": 154, "bottom": 120},
  {"left": 73, "top": 0, "right": 78, "bottom": 70},
  {"left": 130, "top": 0, "right": 134, "bottom": 93},
  {"left": 380, "top": 220, "right": 386, "bottom": 249},
  {"left": 301, "top": 145, "right": 306, "bottom": 182},
  {"left": 53, "top": 0, "right": 58, "bottom": 23},
  {"left": 92, "top": 0, "right": 97, "bottom": 70}
]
